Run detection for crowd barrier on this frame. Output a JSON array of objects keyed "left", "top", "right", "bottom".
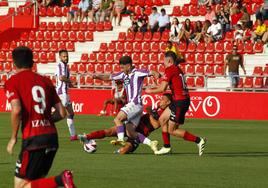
[{"left": 0, "top": 89, "right": 267, "bottom": 120}]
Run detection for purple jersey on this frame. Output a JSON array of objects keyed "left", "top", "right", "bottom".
[
  {"left": 55, "top": 62, "right": 69, "bottom": 95},
  {"left": 111, "top": 68, "right": 149, "bottom": 105}
]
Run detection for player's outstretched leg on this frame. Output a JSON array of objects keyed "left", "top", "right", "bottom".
[{"left": 137, "top": 133, "right": 158, "bottom": 153}]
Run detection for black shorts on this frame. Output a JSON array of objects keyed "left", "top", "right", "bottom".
[
  {"left": 126, "top": 137, "right": 139, "bottom": 153},
  {"left": 15, "top": 147, "right": 57, "bottom": 180},
  {"left": 169, "top": 98, "right": 190, "bottom": 124}
]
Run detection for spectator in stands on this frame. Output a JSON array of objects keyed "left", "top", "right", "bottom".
[
  {"left": 198, "top": 0, "right": 212, "bottom": 6},
  {"left": 224, "top": 45, "right": 246, "bottom": 88},
  {"left": 192, "top": 20, "right": 211, "bottom": 43},
  {"left": 136, "top": 7, "right": 148, "bottom": 32},
  {"left": 63, "top": 0, "right": 72, "bottom": 7},
  {"left": 190, "top": 21, "right": 202, "bottom": 42},
  {"left": 256, "top": 1, "right": 268, "bottom": 21},
  {"left": 251, "top": 19, "right": 267, "bottom": 43},
  {"left": 205, "top": 18, "right": 222, "bottom": 43},
  {"left": 99, "top": 80, "right": 125, "bottom": 116},
  {"left": 157, "top": 8, "right": 170, "bottom": 33},
  {"left": 148, "top": 7, "right": 160, "bottom": 33},
  {"left": 230, "top": 2, "right": 243, "bottom": 28},
  {"left": 128, "top": 13, "right": 139, "bottom": 32},
  {"left": 169, "top": 17, "right": 183, "bottom": 43},
  {"left": 67, "top": 0, "right": 91, "bottom": 22},
  {"left": 242, "top": 22, "right": 252, "bottom": 43},
  {"left": 88, "top": 0, "right": 101, "bottom": 22},
  {"left": 42, "top": 0, "right": 60, "bottom": 7},
  {"left": 238, "top": 7, "right": 250, "bottom": 28},
  {"left": 96, "top": 0, "right": 113, "bottom": 22},
  {"left": 176, "top": 18, "right": 193, "bottom": 43},
  {"left": 216, "top": 4, "right": 230, "bottom": 34},
  {"left": 205, "top": 6, "right": 216, "bottom": 23},
  {"left": 233, "top": 24, "right": 243, "bottom": 43},
  {"left": 111, "top": 0, "right": 125, "bottom": 26},
  {"left": 165, "top": 41, "right": 178, "bottom": 55}
]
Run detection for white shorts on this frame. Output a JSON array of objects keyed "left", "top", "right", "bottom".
[
  {"left": 120, "top": 102, "right": 143, "bottom": 127},
  {"left": 59, "top": 93, "right": 71, "bottom": 107}
]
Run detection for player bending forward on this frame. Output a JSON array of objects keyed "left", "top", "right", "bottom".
[
  {"left": 93, "top": 55, "right": 160, "bottom": 153},
  {"left": 78, "top": 93, "right": 172, "bottom": 154},
  {"left": 55, "top": 49, "right": 77, "bottom": 141},
  {"left": 5, "top": 46, "right": 75, "bottom": 188},
  {"left": 146, "top": 51, "right": 206, "bottom": 156}
]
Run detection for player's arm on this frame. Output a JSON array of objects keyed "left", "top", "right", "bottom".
[
  {"left": 59, "top": 75, "right": 71, "bottom": 83},
  {"left": 7, "top": 99, "right": 21, "bottom": 154},
  {"left": 93, "top": 74, "right": 111, "bottom": 81},
  {"left": 51, "top": 102, "right": 67, "bottom": 123},
  {"left": 149, "top": 70, "right": 161, "bottom": 79},
  {"left": 145, "top": 81, "right": 168, "bottom": 94}
]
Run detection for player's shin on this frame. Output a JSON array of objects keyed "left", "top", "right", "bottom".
[
  {"left": 30, "top": 176, "right": 60, "bottom": 188},
  {"left": 67, "top": 115, "right": 76, "bottom": 137},
  {"left": 116, "top": 125, "right": 125, "bottom": 141}
]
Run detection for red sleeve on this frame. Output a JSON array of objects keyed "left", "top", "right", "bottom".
[{"left": 4, "top": 79, "right": 20, "bottom": 103}]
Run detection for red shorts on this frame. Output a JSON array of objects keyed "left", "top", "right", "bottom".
[{"left": 169, "top": 98, "right": 190, "bottom": 124}]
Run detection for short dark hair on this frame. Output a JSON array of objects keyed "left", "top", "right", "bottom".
[
  {"left": 12, "top": 46, "right": 33, "bottom": 68},
  {"left": 163, "top": 93, "right": 173, "bottom": 102},
  {"left": 161, "top": 8, "right": 166, "bottom": 12},
  {"left": 119, "top": 55, "right": 132, "bottom": 65},
  {"left": 152, "top": 7, "right": 157, "bottom": 11},
  {"left": 165, "top": 51, "right": 177, "bottom": 63},
  {"left": 59, "top": 49, "right": 68, "bottom": 55}
]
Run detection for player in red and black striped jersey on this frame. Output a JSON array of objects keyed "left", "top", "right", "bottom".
[
  {"left": 78, "top": 93, "right": 172, "bottom": 154},
  {"left": 145, "top": 51, "right": 206, "bottom": 156},
  {"left": 5, "top": 46, "right": 76, "bottom": 188}
]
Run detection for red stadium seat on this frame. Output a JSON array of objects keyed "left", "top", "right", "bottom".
[
  {"left": 104, "top": 64, "right": 113, "bottom": 74},
  {"left": 160, "top": 42, "right": 167, "bottom": 53},
  {"left": 152, "top": 32, "right": 161, "bottom": 42},
  {"left": 108, "top": 42, "right": 116, "bottom": 53},
  {"left": 88, "top": 53, "right": 97, "bottom": 63},
  {"left": 0, "top": 52, "right": 6, "bottom": 62},
  {"left": 132, "top": 53, "right": 140, "bottom": 64},
  {"left": 172, "top": 6, "right": 181, "bottom": 16},
  {"left": 151, "top": 43, "right": 160, "bottom": 53},
  {"left": 186, "top": 77, "right": 195, "bottom": 88},
  {"left": 6, "top": 52, "right": 13, "bottom": 62},
  {"left": 205, "top": 65, "right": 214, "bottom": 76},
  {"left": 58, "top": 42, "right": 66, "bottom": 51},
  {"left": 97, "top": 53, "right": 106, "bottom": 63},
  {"left": 9, "top": 41, "right": 17, "bottom": 50},
  {"left": 186, "top": 65, "right": 195, "bottom": 75},
  {"left": 187, "top": 42, "right": 196, "bottom": 53},
  {"left": 78, "top": 64, "right": 87, "bottom": 73},
  {"left": 254, "top": 42, "right": 263, "bottom": 53},
  {"left": 186, "top": 54, "right": 195, "bottom": 64},
  {"left": 199, "top": 5, "right": 207, "bottom": 16},
  {"left": 95, "top": 64, "right": 104, "bottom": 73},
  {"left": 79, "top": 22, "right": 87, "bottom": 31},
  {"left": 39, "top": 22, "right": 47, "bottom": 31},
  {"left": 85, "top": 31, "right": 93, "bottom": 41},
  {"left": 150, "top": 54, "right": 159, "bottom": 64},
  {"left": 70, "top": 64, "right": 78, "bottom": 73},
  {"left": 263, "top": 66, "right": 268, "bottom": 76},
  {"left": 87, "top": 64, "right": 95, "bottom": 73},
  {"left": 113, "top": 64, "right": 121, "bottom": 73},
  {"left": 118, "top": 32, "right": 126, "bottom": 41},
  {"left": 158, "top": 64, "right": 165, "bottom": 74},
  {"left": 85, "top": 76, "right": 94, "bottom": 85},
  {"left": 225, "top": 42, "right": 233, "bottom": 53},
  {"left": 39, "top": 52, "right": 48, "bottom": 64},
  {"left": 63, "top": 22, "right": 71, "bottom": 31},
  {"left": 50, "top": 41, "right": 58, "bottom": 52},
  {"left": 215, "top": 42, "right": 224, "bottom": 53},
  {"left": 54, "top": 6, "right": 62, "bottom": 16},
  {"left": 47, "top": 22, "right": 55, "bottom": 31},
  {"left": 69, "top": 31, "right": 77, "bottom": 42},
  {"left": 196, "top": 54, "right": 205, "bottom": 64},
  {"left": 99, "top": 43, "right": 108, "bottom": 53},
  {"left": 224, "top": 31, "right": 234, "bottom": 42},
  {"left": 195, "top": 76, "right": 204, "bottom": 87},
  {"left": 28, "top": 30, "right": 36, "bottom": 41},
  {"left": 124, "top": 42, "right": 133, "bottom": 53},
  {"left": 47, "top": 52, "right": 56, "bottom": 62},
  {"left": 181, "top": 5, "right": 190, "bottom": 16},
  {"left": 20, "top": 32, "right": 29, "bottom": 41},
  {"left": 4, "top": 62, "right": 12, "bottom": 72},
  {"left": 244, "top": 42, "right": 253, "bottom": 54},
  {"left": 33, "top": 41, "right": 42, "bottom": 52},
  {"left": 215, "top": 65, "right": 224, "bottom": 75},
  {"left": 196, "top": 42, "right": 206, "bottom": 53},
  {"left": 104, "top": 21, "right": 113, "bottom": 31},
  {"left": 205, "top": 42, "right": 215, "bottom": 53},
  {"left": 42, "top": 41, "right": 50, "bottom": 52},
  {"left": 55, "top": 22, "right": 63, "bottom": 31},
  {"left": 161, "top": 31, "right": 170, "bottom": 42},
  {"left": 71, "top": 22, "right": 79, "bottom": 31},
  {"left": 244, "top": 77, "right": 253, "bottom": 88},
  {"left": 253, "top": 66, "right": 263, "bottom": 76},
  {"left": 178, "top": 42, "right": 187, "bottom": 52},
  {"left": 135, "top": 32, "right": 143, "bottom": 42},
  {"left": 88, "top": 22, "right": 96, "bottom": 31},
  {"left": 206, "top": 54, "right": 214, "bottom": 64},
  {"left": 237, "top": 42, "right": 244, "bottom": 54},
  {"left": 126, "top": 32, "right": 135, "bottom": 42},
  {"left": 215, "top": 54, "right": 224, "bottom": 64},
  {"left": 36, "top": 31, "right": 44, "bottom": 41},
  {"left": 133, "top": 42, "right": 142, "bottom": 53},
  {"left": 143, "top": 32, "right": 152, "bottom": 41},
  {"left": 106, "top": 53, "right": 114, "bottom": 63},
  {"left": 39, "top": 6, "right": 46, "bottom": 16},
  {"left": 1, "top": 42, "right": 9, "bottom": 51},
  {"left": 60, "top": 31, "right": 68, "bottom": 41},
  {"left": 143, "top": 43, "right": 151, "bottom": 53},
  {"left": 195, "top": 65, "right": 205, "bottom": 75},
  {"left": 141, "top": 53, "right": 149, "bottom": 64},
  {"left": 117, "top": 42, "right": 125, "bottom": 53},
  {"left": 189, "top": 5, "right": 198, "bottom": 16},
  {"left": 96, "top": 22, "right": 104, "bottom": 31},
  {"left": 46, "top": 7, "right": 54, "bottom": 17},
  {"left": 77, "top": 31, "right": 85, "bottom": 42},
  {"left": 254, "top": 77, "right": 263, "bottom": 88}
]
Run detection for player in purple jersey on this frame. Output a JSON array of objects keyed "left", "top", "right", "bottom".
[
  {"left": 93, "top": 56, "right": 160, "bottom": 153},
  {"left": 55, "top": 50, "right": 77, "bottom": 141}
]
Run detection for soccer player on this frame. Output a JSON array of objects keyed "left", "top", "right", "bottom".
[
  {"left": 5, "top": 46, "right": 76, "bottom": 188},
  {"left": 55, "top": 49, "right": 77, "bottom": 141},
  {"left": 78, "top": 93, "right": 173, "bottom": 154},
  {"left": 145, "top": 51, "right": 206, "bottom": 156},
  {"left": 92, "top": 55, "right": 160, "bottom": 152}
]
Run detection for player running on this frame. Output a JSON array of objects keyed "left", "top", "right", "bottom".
[
  {"left": 78, "top": 93, "right": 172, "bottom": 154},
  {"left": 92, "top": 55, "right": 160, "bottom": 152},
  {"left": 5, "top": 46, "right": 76, "bottom": 188},
  {"left": 55, "top": 49, "right": 77, "bottom": 141},
  {"left": 145, "top": 51, "right": 206, "bottom": 156}
]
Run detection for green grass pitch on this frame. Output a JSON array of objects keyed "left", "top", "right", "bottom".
[{"left": 1, "top": 113, "right": 268, "bottom": 188}]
